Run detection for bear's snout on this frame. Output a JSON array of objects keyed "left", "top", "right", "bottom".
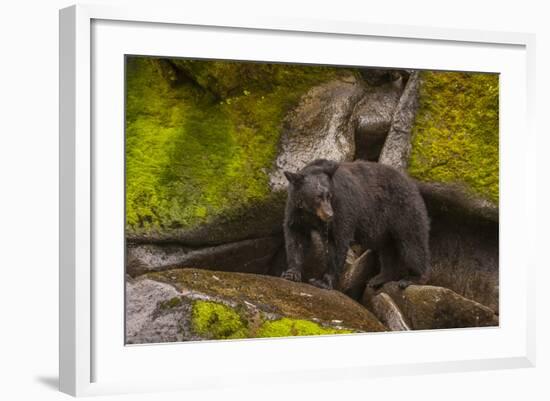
[{"left": 316, "top": 201, "right": 334, "bottom": 222}]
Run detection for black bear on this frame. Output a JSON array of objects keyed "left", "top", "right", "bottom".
[{"left": 281, "top": 159, "right": 430, "bottom": 290}]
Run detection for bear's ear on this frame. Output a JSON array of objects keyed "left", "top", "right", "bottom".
[
  {"left": 320, "top": 160, "right": 339, "bottom": 177},
  {"left": 284, "top": 171, "right": 304, "bottom": 185}
]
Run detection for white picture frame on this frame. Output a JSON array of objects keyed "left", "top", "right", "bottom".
[{"left": 59, "top": 3, "right": 536, "bottom": 397}]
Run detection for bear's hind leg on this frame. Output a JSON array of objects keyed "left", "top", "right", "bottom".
[
  {"left": 367, "top": 243, "right": 403, "bottom": 289},
  {"left": 396, "top": 238, "right": 430, "bottom": 289}
]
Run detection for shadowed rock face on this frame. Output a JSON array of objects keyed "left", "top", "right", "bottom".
[
  {"left": 418, "top": 181, "right": 498, "bottom": 224},
  {"left": 359, "top": 69, "right": 410, "bottom": 87},
  {"left": 414, "top": 181, "right": 499, "bottom": 312},
  {"left": 427, "top": 211, "right": 499, "bottom": 313},
  {"left": 126, "top": 269, "right": 387, "bottom": 344},
  {"left": 352, "top": 79, "right": 405, "bottom": 161},
  {"left": 127, "top": 236, "right": 283, "bottom": 277},
  {"left": 269, "top": 74, "right": 366, "bottom": 190}
]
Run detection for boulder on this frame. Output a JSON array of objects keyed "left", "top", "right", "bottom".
[
  {"left": 126, "top": 268, "right": 387, "bottom": 344},
  {"left": 269, "top": 74, "right": 366, "bottom": 190},
  {"left": 362, "top": 290, "right": 411, "bottom": 331},
  {"left": 363, "top": 283, "right": 498, "bottom": 330},
  {"left": 126, "top": 276, "right": 202, "bottom": 344}
]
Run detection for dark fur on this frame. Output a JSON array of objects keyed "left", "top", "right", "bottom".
[{"left": 282, "top": 159, "right": 431, "bottom": 290}]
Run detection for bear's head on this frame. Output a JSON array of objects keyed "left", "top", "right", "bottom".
[{"left": 284, "top": 159, "right": 339, "bottom": 223}]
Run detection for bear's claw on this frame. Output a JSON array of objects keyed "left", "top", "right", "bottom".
[{"left": 281, "top": 269, "right": 302, "bottom": 282}]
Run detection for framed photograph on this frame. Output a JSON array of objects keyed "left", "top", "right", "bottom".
[{"left": 59, "top": 4, "right": 536, "bottom": 397}]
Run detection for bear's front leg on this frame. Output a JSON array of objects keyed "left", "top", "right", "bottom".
[{"left": 281, "top": 225, "right": 310, "bottom": 283}]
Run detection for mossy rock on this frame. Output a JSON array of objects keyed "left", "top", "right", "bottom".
[
  {"left": 408, "top": 71, "right": 499, "bottom": 204},
  {"left": 125, "top": 268, "right": 386, "bottom": 343},
  {"left": 150, "top": 268, "right": 386, "bottom": 332},
  {"left": 170, "top": 60, "right": 281, "bottom": 99},
  {"left": 136, "top": 268, "right": 386, "bottom": 342},
  {"left": 125, "top": 57, "right": 363, "bottom": 243}
]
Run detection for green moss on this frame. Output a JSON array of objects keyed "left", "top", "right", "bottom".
[
  {"left": 257, "top": 318, "right": 353, "bottom": 338},
  {"left": 191, "top": 300, "right": 248, "bottom": 339},
  {"left": 408, "top": 71, "right": 499, "bottom": 203},
  {"left": 125, "top": 57, "right": 346, "bottom": 235},
  {"left": 190, "top": 300, "right": 353, "bottom": 340}
]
